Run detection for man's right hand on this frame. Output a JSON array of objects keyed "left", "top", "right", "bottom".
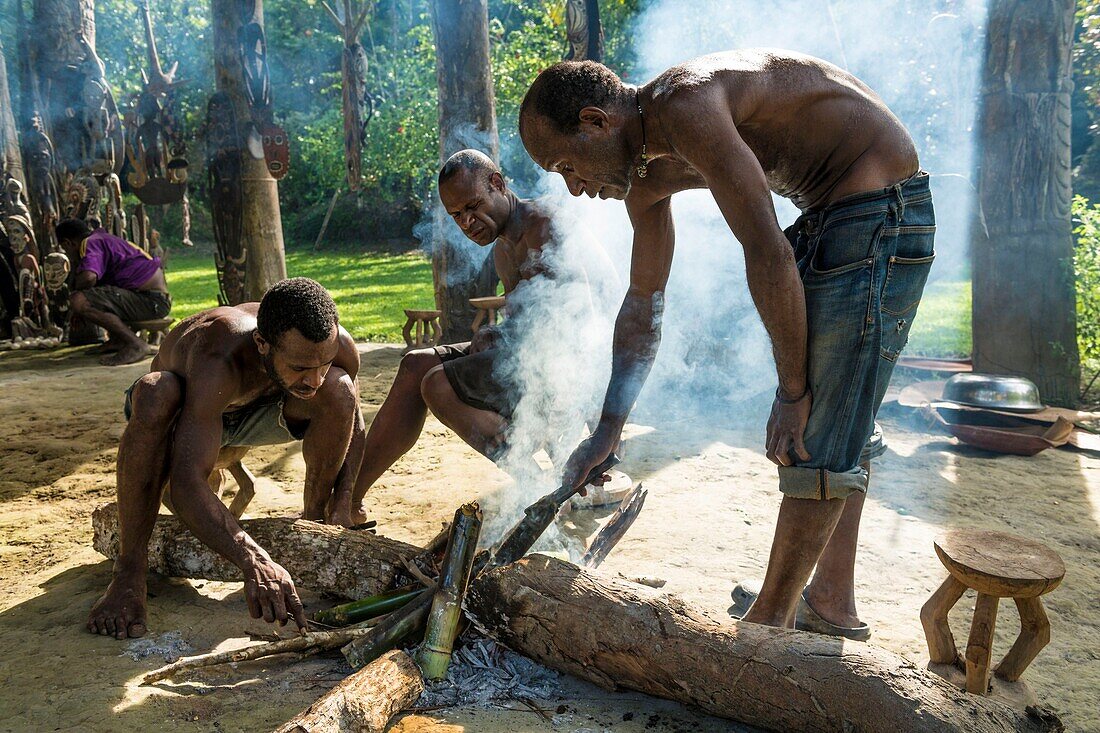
[
  {"left": 469, "top": 325, "right": 499, "bottom": 354},
  {"left": 243, "top": 557, "right": 308, "bottom": 630}
]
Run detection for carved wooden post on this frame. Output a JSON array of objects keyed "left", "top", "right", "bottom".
[
  {"left": 429, "top": 0, "right": 499, "bottom": 342},
  {"left": 0, "top": 38, "right": 26, "bottom": 188},
  {"left": 212, "top": 0, "right": 287, "bottom": 302},
  {"left": 971, "top": 0, "right": 1079, "bottom": 406}
]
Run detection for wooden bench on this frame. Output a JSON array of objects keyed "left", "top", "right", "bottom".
[
  {"left": 920, "top": 528, "right": 1064, "bottom": 695},
  {"left": 129, "top": 317, "right": 175, "bottom": 346},
  {"left": 402, "top": 309, "right": 442, "bottom": 352}
]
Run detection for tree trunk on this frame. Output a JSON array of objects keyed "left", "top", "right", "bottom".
[
  {"left": 971, "top": 0, "right": 1080, "bottom": 406},
  {"left": 91, "top": 503, "right": 419, "bottom": 600},
  {"left": 274, "top": 650, "right": 424, "bottom": 733},
  {"left": 465, "top": 555, "right": 1061, "bottom": 733},
  {"left": 429, "top": 0, "right": 499, "bottom": 342},
  {"left": 211, "top": 0, "right": 287, "bottom": 302},
  {"left": 0, "top": 38, "right": 26, "bottom": 188}
]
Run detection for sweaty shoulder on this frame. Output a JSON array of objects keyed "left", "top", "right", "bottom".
[{"left": 154, "top": 303, "right": 259, "bottom": 380}]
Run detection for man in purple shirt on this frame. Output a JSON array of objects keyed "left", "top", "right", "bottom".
[{"left": 56, "top": 218, "right": 172, "bottom": 365}]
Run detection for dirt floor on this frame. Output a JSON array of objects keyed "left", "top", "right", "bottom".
[{"left": 0, "top": 344, "right": 1097, "bottom": 732}]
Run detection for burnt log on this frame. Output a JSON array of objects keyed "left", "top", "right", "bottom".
[
  {"left": 274, "top": 649, "right": 424, "bottom": 733},
  {"left": 91, "top": 503, "right": 419, "bottom": 600},
  {"left": 465, "top": 555, "right": 1061, "bottom": 733}
]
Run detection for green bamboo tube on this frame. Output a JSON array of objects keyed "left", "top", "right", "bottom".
[
  {"left": 417, "top": 502, "right": 482, "bottom": 680},
  {"left": 312, "top": 584, "right": 423, "bottom": 628},
  {"left": 341, "top": 587, "right": 435, "bottom": 669}
]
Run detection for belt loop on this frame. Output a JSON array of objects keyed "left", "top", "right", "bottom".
[{"left": 893, "top": 183, "right": 906, "bottom": 221}]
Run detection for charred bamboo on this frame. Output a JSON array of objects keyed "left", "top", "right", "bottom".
[
  {"left": 417, "top": 502, "right": 482, "bottom": 680},
  {"left": 490, "top": 454, "right": 619, "bottom": 569},
  {"left": 582, "top": 484, "right": 647, "bottom": 568},
  {"left": 312, "top": 584, "right": 422, "bottom": 628}
]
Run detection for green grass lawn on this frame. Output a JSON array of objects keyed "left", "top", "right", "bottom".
[
  {"left": 907, "top": 278, "right": 971, "bottom": 357},
  {"left": 165, "top": 246, "right": 974, "bottom": 355},
  {"left": 165, "top": 245, "right": 436, "bottom": 342}
]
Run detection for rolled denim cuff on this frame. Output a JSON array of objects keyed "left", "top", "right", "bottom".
[{"left": 777, "top": 464, "right": 869, "bottom": 500}]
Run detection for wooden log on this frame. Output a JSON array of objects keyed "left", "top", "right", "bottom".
[
  {"left": 274, "top": 649, "right": 424, "bottom": 733},
  {"left": 91, "top": 503, "right": 420, "bottom": 600},
  {"left": 465, "top": 555, "right": 1061, "bottom": 733}
]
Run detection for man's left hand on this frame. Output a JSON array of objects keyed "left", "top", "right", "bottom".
[{"left": 765, "top": 390, "right": 812, "bottom": 466}]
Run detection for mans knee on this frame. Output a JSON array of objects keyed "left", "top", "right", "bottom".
[
  {"left": 420, "top": 365, "right": 451, "bottom": 408},
  {"left": 129, "top": 372, "right": 183, "bottom": 427},
  {"left": 399, "top": 349, "right": 441, "bottom": 383},
  {"left": 70, "top": 290, "right": 89, "bottom": 314},
  {"left": 317, "top": 367, "right": 358, "bottom": 414}
]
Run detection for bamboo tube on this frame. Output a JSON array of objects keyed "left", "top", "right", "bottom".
[
  {"left": 417, "top": 502, "right": 482, "bottom": 680},
  {"left": 341, "top": 586, "right": 436, "bottom": 669},
  {"left": 312, "top": 584, "right": 422, "bottom": 627}
]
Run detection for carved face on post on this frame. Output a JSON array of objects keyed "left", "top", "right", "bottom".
[
  {"left": 4, "top": 216, "right": 35, "bottom": 257},
  {"left": 43, "top": 252, "right": 71, "bottom": 293}
]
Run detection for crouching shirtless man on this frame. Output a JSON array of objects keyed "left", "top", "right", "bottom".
[
  {"left": 88, "top": 277, "right": 366, "bottom": 639},
  {"left": 346, "top": 149, "right": 561, "bottom": 525}
]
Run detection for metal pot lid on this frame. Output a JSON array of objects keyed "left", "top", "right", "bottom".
[{"left": 941, "top": 373, "right": 1045, "bottom": 413}]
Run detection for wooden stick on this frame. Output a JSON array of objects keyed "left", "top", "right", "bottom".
[
  {"left": 418, "top": 502, "right": 482, "bottom": 680},
  {"left": 142, "top": 621, "right": 384, "bottom": 684},
  {"left": 275, "top": 649, "right": 424, "bottom": 733}
]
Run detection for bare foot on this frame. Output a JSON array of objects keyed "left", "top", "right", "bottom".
[
  {"left": 88, "top": 573, "right": 148, "bottom": 639},
  {"left": 803, "top": 586, "right": 861, "bottom": 628},
  {"left": 89, "top": 339, "right": 123, "bottom": 355},
  {"left": 100, "top": 342, "right": 153, "bottom": 366}
]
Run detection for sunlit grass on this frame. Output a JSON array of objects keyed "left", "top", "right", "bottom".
[
  {"left": 907, "top": 279, "right": 971, "bottom": 357},
  {"left": 164, "top": 245, "right": 435, "bottom": 342},
  {"left": 166, "top": 246, "right": 974, "bottom": 356}
]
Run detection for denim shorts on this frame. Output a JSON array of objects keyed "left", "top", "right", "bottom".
[{"left": 777, "top": 171, "right": 936, "bottom": 500}]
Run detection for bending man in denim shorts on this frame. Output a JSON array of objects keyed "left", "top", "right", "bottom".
[{"left": 520, "top": 51, "right": 934, "bottom": 636}]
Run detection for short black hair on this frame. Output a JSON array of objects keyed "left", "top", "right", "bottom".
[
  {"left": 55, "top": 218, "right": 93, "bottom": 243},
  {"left": 520, "top": 60, "right": 627, "bottom": 133},
  {"left": 257, "top": 277, "right": 339, "bottom": 346},
  {"left": 438, "top": 149, "right": 499, "bottom": 187}
]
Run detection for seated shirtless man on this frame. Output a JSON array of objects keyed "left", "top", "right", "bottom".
[
  {"left": 346, "top": 149, "right": 561, "bottom": 525},
  {"left": 520, "top": 53, "right": 934, "bottom": 637},
  {"left": 88, "top": 277, "right": 365, "bottom": 639},
  {"left": 55, "top": 218, "right": 172, "bottom": 366}
]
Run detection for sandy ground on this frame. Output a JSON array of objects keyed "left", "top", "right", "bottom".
[{"left": 0, "top": 344, "right": 1097, "bottom": 732}]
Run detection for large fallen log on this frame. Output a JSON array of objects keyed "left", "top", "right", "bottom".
[
  {"left": 92, "top": 503, "right": 420, "bottom": 599},
  {"left": 274, "top": 649, "right": 424, "bottom": 733},
  {"left": 465, "top": 555, "right": 1061, "bottom": 733}
]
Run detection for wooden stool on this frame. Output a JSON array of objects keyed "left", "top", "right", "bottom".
[
  {"left": 402, "top": 309, "right": 442, "bottom": 351},
  {"left": 469, "top": 296, "right": 505, "bottom": 334},
  {"left": 129, "top": 317, "right": 175, "bottom": 345},
  {"left": 920, "top": 528, "right": 1064, "bottom": 695}
]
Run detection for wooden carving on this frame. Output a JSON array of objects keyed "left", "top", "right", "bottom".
[
  {"left": 206, "top": 91, "right": 246, "bottom": 306},
  {"left": 324, "top": 0, "right": 373, "bottom": 191}
]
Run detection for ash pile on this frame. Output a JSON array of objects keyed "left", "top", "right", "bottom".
[{"left": 416, "top": 633, "right": 561, "bottom": 707}]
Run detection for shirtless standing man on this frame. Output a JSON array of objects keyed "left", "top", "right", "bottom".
[
  {"left": 519, "top": 52, "right": 935, "bottom": 636},
  {"left": 346, "top": 149, "right": 558, "bottom": 525},
  {"left": 89, "top": 277, "right": 365, "bottom": 639}
]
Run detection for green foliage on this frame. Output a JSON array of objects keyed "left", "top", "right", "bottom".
[
  {"left": 166, "top": 245, "right": 435, "bottom": 341},
  {"left": 1075, "top": 1, "right": 1100, "bottom": 202},
  {"left": 1073, "top": 195, "right": 1100, "bottom": 399},
  {"left": 906, "top": 279, "right": 972, "bottom": 359}
]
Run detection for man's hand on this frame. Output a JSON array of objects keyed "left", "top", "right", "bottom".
[
  {"left": 243, "top": 557, "right": 308, "bottom": 630},
  {"left": 765, "top": 389, "right": 812, "bottom": 466},
  {"left": 469, "top": 326, "right": 499, "bottom": 354},
  {"left": 562, "top": 430, "right": 617, "bottom": 494}
]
